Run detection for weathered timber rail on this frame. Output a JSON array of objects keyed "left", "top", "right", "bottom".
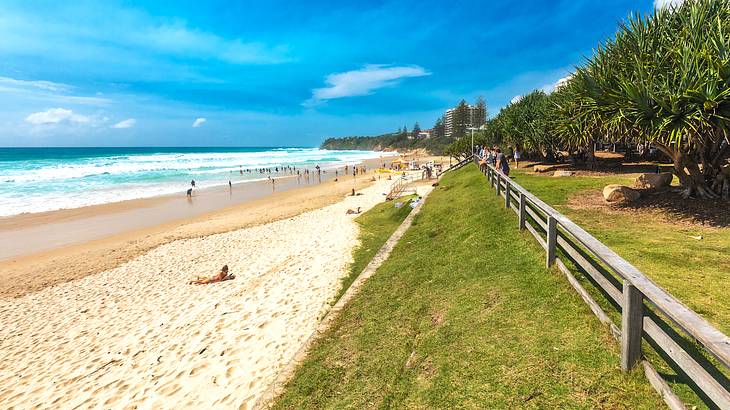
[
  {"left": 445, "top": 155, "right": 474, "bottom": 173},
  {"left": 471, "top": 158, "right": 730, "bottom": 410}
]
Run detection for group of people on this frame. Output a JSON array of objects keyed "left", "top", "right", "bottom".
[
  {"left": 185, "top": 161, "right": 381, "bottom": 197},
  {"left": 475, "top": 145, "right": 518, "bottom": 176},
  {"left": 235, "top": 165, "right": 299, "bottom": 175}
]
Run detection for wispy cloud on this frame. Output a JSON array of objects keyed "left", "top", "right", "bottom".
[
  {"left": 192, "top": 117, "right": 207, "bottom": 127},
  {"left": 0, "top": 76, "right": 111, "bottom": 106},
  {"left": 0, "top": 76, "right": 71, "bottom": 93},
  {"left": 0, "top": 8, "right": 289, "bottom": 68},
  {"left": 131, "top": 23, "right": 290, "bottom": 64},
  {"left": 111, "top": 118, "right": 136, "bottom": 129},
  {"left": 654, "top": 0, "right": 684, "bottom": 9},
  {"left": 510, "top": 95, "right": 523, "bottom": 104},
  {"left": 25, "top": 108, "right": 90, "bottom": 125},
  {"left": 305, "top": 64, "right": 430, "bottom": 107}
]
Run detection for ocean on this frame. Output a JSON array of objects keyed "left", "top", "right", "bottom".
[{"left": 0, "top": 147, "right": 389, "bottom": 217}]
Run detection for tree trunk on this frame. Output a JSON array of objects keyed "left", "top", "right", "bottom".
[
  {"left": 587, "top": 142, "right": 596, "bottom": 170},
  {"left": 656, "top": 143, "right": 719, "bottom": 199}
]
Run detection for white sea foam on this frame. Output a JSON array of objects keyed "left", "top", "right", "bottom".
[{"left": 0, "top": 148, "right": 396, "bottom": 216}]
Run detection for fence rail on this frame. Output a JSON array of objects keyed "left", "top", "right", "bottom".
[
  {"left": 471, "top": 158, "right": 730, "bottom": 409},
  {"left": 445, "top": 155, "right": 474, "bottom": 172}
]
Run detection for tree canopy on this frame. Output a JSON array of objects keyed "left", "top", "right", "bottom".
[{"left": 449, "top": 0, "right": 730, "bottom": 199}]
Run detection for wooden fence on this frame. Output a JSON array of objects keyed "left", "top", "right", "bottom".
[
  {"left": 471, "top": 158, "right": 729, "bottom": 409},
  {"left": 446, "top": 155, "right": 474, "bottom": 172}
]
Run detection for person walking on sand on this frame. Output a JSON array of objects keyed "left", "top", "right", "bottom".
[{"left": 228, "top": 180, "right": 232, "bottom": 189}]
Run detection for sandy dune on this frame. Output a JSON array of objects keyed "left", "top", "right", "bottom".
[{"left": 0, "top": 178, "right": 394, "bottom": 409}]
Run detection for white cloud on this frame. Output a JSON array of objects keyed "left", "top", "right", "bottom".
[
  {"left": 0, "top": 76, "right": 71, "bottom": 93},
  {"left": 192, "top": 117, "right": 207, "bottom": 128},
  {"left": 111, "top": 118, "right": 136, "bottom": 129},
  {"left": 510, "top": 95, "right": 523, "bottom": 104},
  {"left": 654, "top": 0, "right": 684, "bottom": 9},
  {"left": 305, "top": 64, "right": 430, "bottom": 106},
  {"left": 25, "top": 108, "right": 90, "bottom": 125}
]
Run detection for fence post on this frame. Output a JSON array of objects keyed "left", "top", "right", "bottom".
[
  {"left": 519, "top": 193, "right": 526, "bottom": 231},
  {"left": 488, "top": 168, "right": 493, "bottom": 185},
  {"left": 621, "top": 282, "right": 644, "bottom": 371},
  {"left": 505, "top": 180, "right": 511, "bottom": 208},
  {"left": 546, "top": 216, "right": 557, "bottom": 267},
  {"left": 496, "top": 173, "right": 501, "bottom": 196}
]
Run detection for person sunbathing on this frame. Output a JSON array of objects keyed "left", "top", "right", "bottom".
[
  {"left": 346, "top": 207, "right": 362, "bottom": 215},
  {"left": 189, "top": 265, "right": 235, "bottom": 285}
]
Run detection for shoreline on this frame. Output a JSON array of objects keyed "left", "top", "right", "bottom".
[
  {"left": 0, "top": 157, "right": 392, "bottom": 260},
  {"left": 0, "top": 156, "right": 399, "bottom": 299}
]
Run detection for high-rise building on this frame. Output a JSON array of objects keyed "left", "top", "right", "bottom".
[
  {"left": 443, "top": 102, "right": 486, "bottom": 138},
  {"left": 444, "top": 109, "right": 454, "bottom": 138}
]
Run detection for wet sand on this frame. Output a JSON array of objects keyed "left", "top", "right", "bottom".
[
  {"left": 0, "top": 157, "right": 397, "bottom": 299},
  {"left": 0, "top": 160, "right": 384, "bottom": 260}
]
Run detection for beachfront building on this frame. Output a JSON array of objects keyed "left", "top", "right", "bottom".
[
  {"left": 444, "top": 108, "right": 456, "bottom": 138},
  {"left": 417, "top": 129, "right": 432, "bottom": 139},
  {"left": 443, "top": 98, "right": 486, "bottom": 138}
]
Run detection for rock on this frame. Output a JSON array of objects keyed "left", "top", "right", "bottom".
[
  {"left": 635, "top": 172, "right": 673, "bottom": 189},
  {"left": 603, "top": 184, "right": 641, "bottom": 203},
  {"left": 553, "top": 170, "right": 575, "bottom": 177},
  {"left": 534, "top": 164, "right": 562, "bottom": 173}
]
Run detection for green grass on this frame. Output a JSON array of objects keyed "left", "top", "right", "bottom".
[
  {"left": 273, "top": 167, "right": 663, "bottom": 409},
  {"left": 510, "top": 168, "right": 730, "bottom": 336},
  {"left": 335, "top": 195, "right": 416, "bottom": 301},
  {"left": 509, "top": 167, "right": 730, "bottom": 408}
]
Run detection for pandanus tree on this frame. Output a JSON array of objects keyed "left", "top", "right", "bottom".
[
  {"left": 493, "top": 91, "right": 561, "bottom": 160},
  {"left": 554, "top": 0, "right": 730, "bottom": 199}
]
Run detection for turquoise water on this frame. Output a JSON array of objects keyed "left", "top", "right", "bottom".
[{"left": 0, "top": 147, "right": 387, "bottom": 216}]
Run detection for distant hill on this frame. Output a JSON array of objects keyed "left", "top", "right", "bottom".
[{"left": 320, "top": 132, "right": 453, "bottom": 154}]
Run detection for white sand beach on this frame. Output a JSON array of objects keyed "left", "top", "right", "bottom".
[{"left": 0, "top": 178, "right": 395, "bottom": 409}]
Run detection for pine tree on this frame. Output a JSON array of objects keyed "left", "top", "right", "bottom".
[
  {"left": 412, "top": 122, "right": 421, "bottom": 139},
  {"left": 474, "top": 96, "right": 487, "bottom": 127}
]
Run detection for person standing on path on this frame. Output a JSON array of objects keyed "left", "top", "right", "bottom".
[{"left": 495, "top": 148, "right": 510, "bottom": 176}]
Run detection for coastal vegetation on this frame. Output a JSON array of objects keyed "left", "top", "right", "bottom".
[
  {"left": 449, "top": 0, "right": 730, "bottom": 200},
  {"left": 320, "top": 97, "right": 487, "bottom": 155},
  {"left": 273, "top": 167, "right": 664, "bottom": 408},
  {"left": 320, "top": 130, "right": 454, "bottom": 155}
]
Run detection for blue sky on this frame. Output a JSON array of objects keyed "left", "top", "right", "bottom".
[{"left": 0, "top": 0, "right": 665, "bottom": 147}]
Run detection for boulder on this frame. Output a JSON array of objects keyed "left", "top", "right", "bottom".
[
  {"left": 635, "top": 172, "right": 673, "bottom": 189},
  {"left": 603, "top": 185, "right": 641, "bottom": 203},
  {"left": 533, "top": 164, "right": 569, "bottom": 173},
  {"left": 553, "top": 170, "right": 575, "bottom": 177}
]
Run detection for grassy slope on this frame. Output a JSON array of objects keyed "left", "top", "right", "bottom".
[
  {"left": 509, "top": 168, "right": 730, "bottom": 336},
  {"left": 274, "top": 166, "right": 662, "bottom": 409},
  {"left": 335, "top": 195, "right": 416, "bottom": 301}
]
